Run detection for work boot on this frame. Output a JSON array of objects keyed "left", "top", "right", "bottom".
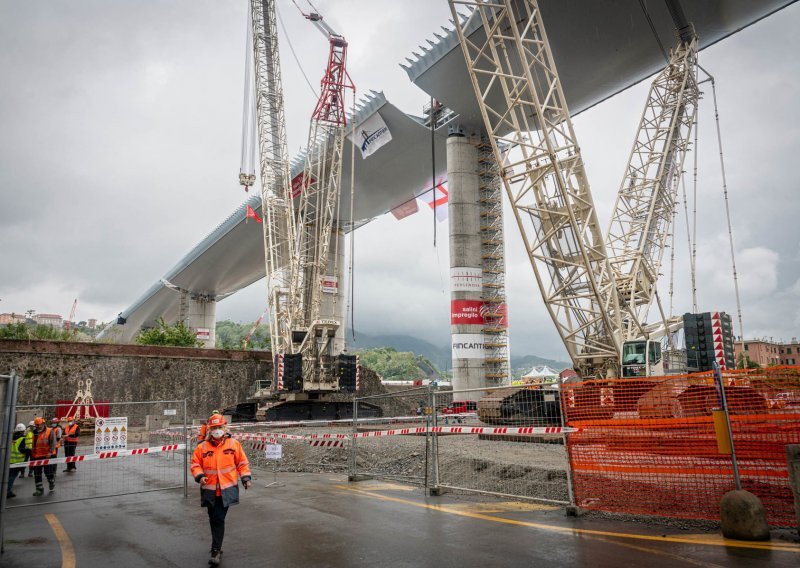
[
  {"left": 33, "top": 485, "right": 44, "bottom": 497},
  {"left": 208, "top": 549, "right": 222, "bottom": 565},
  {"left": 48, "top": 480, "right": 55, "bottom": 492}
]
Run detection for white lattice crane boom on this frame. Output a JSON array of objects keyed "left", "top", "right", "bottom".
[
  {"left": 606, "top": 34, "right": 699, "bottom": 341},
  {"left": 249, "top": 0, "right": 297, "bottom": 356},
  {"left": 450, "top": 0, "right": 700, "bottom": 378}
]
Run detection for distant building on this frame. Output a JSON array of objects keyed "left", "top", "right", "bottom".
[
  {"left": 34, "top": 313, "right": 63, "bottom": 328},
  {"left": 734, "top": 338, "right": 799, "bottom": 367},
  {"left": 0, "top": 313, "right": 27, "bottom": 325},
  {"left": 88, "top": 318, "right": 97, "bottom": 329}
]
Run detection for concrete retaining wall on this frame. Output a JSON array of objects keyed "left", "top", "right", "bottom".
[{"left": 0, "top": 340, "right": 272, "bottom": 422}]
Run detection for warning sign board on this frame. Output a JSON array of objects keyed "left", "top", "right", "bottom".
[
  {"left": 94, "top": 416, "right": 128, "bottom": 453},
  {"left": 265, "top": 444, "right": 282, "bottom": 460}
]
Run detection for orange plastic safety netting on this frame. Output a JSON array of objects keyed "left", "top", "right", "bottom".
[{"left": 561, "top": 366, "right": 800, "bottom": 526}]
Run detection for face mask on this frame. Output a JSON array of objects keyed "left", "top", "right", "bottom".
[
  {"left": 210, "top": 429, "right": 224, "bottom": 439},
  {"left": 68, "top": 422, "right": 74, "bottom": 426}
]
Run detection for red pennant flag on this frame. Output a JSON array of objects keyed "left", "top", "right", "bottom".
[{"left": 246, "top": 204, "right": 262, "bottom": 224}]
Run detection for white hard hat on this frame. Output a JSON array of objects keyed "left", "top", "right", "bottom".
[
  {"left": 28, "top": 420, "right": 34, "bottom": 427},
  {"left": 15, "top": 423, "right": 26, "bottom": 432}
]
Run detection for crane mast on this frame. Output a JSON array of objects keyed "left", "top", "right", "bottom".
[
  {"left": 290, "top": 7, "right": 354, "bottom": 388},
  {"left": 448, "top": 0, "right": 623, "bottom": 378},
  {"left": 450, "top": 0, "right": 700, "bottom": 378},
  {"left": 249, "top": 0, "right": 297, "bottom": 357}
]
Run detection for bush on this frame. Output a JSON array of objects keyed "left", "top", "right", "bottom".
[{"left": 135, "top": 318, "right": 200, "bottom": 347}]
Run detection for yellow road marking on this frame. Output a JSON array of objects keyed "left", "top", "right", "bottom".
[
  {"left": 335, "top": 485, "right": 800, "bottom": 553},
  {"left": 439, "top": 501, "right": 558, "bottom": 513},
  {"left": 45, "top": 513, "right": 76, "bottom": 568},
  {"left": 354, "top": 482, "right": 415, "bottom": 492}
]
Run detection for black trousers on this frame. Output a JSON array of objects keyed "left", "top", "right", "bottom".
[
  {"left": 206, "top": 496, "right": 229, "bottom": 551},
  {"left": 33, "top": 464, "right": 55, "bottom": 486},
  {"left": 64, "top": 443, "right": 77, "bottom": 470}
]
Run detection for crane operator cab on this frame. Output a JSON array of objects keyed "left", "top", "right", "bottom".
[{"left": 621, "top": 339, "right": 663, "bottom": 378}]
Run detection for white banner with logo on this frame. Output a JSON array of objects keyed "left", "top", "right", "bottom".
[
  {"left": 349, "top": 112, "right": 392, "bottom": 158},
  {"left": 450, "top": 267, "right": 482, "bottom": 292},
  {"left": 94, "top": 416, "right": 128, "bottom": 453},
  {"left": 452, "top": 333, "right": 485, "bottom": 359}
]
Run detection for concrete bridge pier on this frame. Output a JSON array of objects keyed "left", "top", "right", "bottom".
[
  {"left": 187, "top": 295, "right": 216, "bottom": 348},
  {"left": 447, "top": 127, "right": 485, "bottom": 399}
]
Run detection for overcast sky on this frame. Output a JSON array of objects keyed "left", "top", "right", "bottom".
[{"left": 1, "top": 1, "right": 798, "bottom": 360}]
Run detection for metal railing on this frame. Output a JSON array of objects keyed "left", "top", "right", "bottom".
[
  {"left": 0, "top": 371, "right": 20, "bottom": 553},
  {"left": 6, "top": 399, "right": 187, "bottom": 509}
]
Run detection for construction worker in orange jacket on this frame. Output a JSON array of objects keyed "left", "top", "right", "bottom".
[
  {"left": 191, "top": 413, "right": 251, "bottom": 565},
  {"left": 197, "top": 409, "right": 221, "bottom": 444},
  {"left": 63, "top": 416, "right": 80, "bottom": 472},
  {"left": 30, "top": 417, "right": 57, "bottom": 496}
]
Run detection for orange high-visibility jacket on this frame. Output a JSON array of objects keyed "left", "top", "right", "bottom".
[
  {"left": 64, "top": 423, "right": 80, "bottom": 444},
  {"left": 31, "top": 427, "right": 57, "bottom": 459},
  {"left": 191, "top": 436, "right": 251, "bottom": 507},
  {"left": 197, "top": 423, "right": 207, "bottom": 443}
]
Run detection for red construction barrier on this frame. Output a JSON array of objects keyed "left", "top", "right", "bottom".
[{"left": 561, "top": 366, "right": 800, "bottom": 526}]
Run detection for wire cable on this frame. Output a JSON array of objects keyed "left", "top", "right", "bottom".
[
  {"left": 702, "top": 64, "right": 746, "bottom": 347},
  {"left": 637, "top": 0, "right": 669, "bottom": 63},
  {"left": 276, "top": 4, "right": 318, "bottom": 98}
]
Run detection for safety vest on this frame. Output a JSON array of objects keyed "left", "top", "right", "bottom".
[
  {"left": 197, "top": 423, "right": 208, "bottom": 443},
  {"left": 64, "top": 423, "right": 79, "bottom": 443},
  {"left": 10, "top": 436, "right": 25, "bottom": 464},
  {"left": 31, "top": 427, "right": 56, "bottom": 459},
  {"left": 54, "top": 426, "right": 63, "bottom": 449},
  {"left": 190, "top": 436, "right": 251, "bottom": 508}
]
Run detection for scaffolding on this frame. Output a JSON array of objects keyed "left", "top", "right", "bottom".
[{"left": 477, "top": 139, "right": 510, "bottom": 384}]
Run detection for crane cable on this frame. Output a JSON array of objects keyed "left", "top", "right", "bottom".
[
  {"left": 240, "top": 6, "right": 256, "bottom": 179},
  {"left": 700, "top": 64, "right": 746, "bottom": 348},
  {"left": 276, "top": 4, "right": 318, "bottom": 98},
  {"left": 346, "top": 95, "right": 358, "bottom": 345}
]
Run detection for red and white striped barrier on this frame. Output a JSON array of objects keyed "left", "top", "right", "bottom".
[
  {"left": 308, "top": 439, "right": 345, "bottom": 448},
  {"left": 9, "top": 444, "right": 185, "bottom": 469},
  {"left": 352, "top": 425, "right": 575, "bottom": 438}
]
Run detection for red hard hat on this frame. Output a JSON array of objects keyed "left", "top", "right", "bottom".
[
  {"left": 208, "top": 414, "right": 227, "bottom": 428},
  {"left": 51, "top": 418, "right": 59, "bottom": 423}
]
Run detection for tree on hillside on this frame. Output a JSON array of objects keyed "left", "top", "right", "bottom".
[
  {"left": 215, "top": 319, "right": 270, "bottom": 350},
  {"left": 135, "top": 318, "right": 200, "bottom": 347},
  {"left": 0, "top": 321, "right": 79, "bottom": 342},
  {"left": 356, "top": 347, "right": 432, "bottom": 381}
]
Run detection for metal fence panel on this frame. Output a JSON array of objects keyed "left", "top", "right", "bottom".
[
  {"left": 432, "top": 386, "right": 570, "bottom": 504},
  {"left": 6, "top": 400, "right": 187, "bottom": 509},
  {"left": 350, "top": 388, "right": 432, "bottom": 486},
  {"left": 0, "top": 372, "right": 19, "bottom": 552}
]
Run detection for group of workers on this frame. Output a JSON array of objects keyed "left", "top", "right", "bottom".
[
  {"left": 7, "top": 409, "right": 250, "bottom": 566},
  {"left": 8, "top": 415, "right": 81, "bottom": 499}
]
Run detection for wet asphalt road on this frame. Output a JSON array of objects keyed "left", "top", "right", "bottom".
[{"left": 2, "top": 469, "right": 799, "bottom": 567}]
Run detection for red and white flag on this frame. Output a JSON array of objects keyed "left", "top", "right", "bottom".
[
  {"left": 417, "top": 182, "right": 448, "bottom": 222},
  {"left": 245, "top": 204, "right": 262, "bottom": 224}
]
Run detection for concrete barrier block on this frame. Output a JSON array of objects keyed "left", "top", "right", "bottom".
[{"left": 719, "top": 490, "right": 770, "bottom": 541}]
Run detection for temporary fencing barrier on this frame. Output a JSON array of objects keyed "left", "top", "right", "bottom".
[
  {"left": 0, "top": 371, "right": 20, "bottom": 552},
  {"left": 431, "top": 387, "right": 571, "bottom": 504},
  {"left": 7, "top": 400, "right": 188, "bottom": 509},
  {"left": 350, "top": 388, "right": 432, "bottom": 485},
  {"left": 562, "top": 366, "right": 800, "bottom": 526}
]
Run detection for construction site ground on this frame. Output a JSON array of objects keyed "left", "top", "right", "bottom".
[{"left": 3, "top": 465, "right": 799, "bottom": 567}]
